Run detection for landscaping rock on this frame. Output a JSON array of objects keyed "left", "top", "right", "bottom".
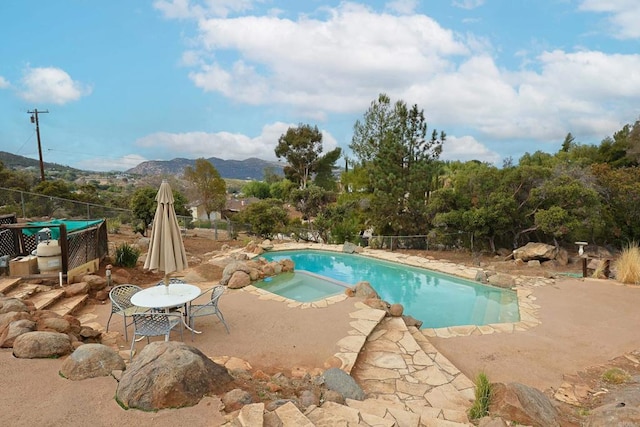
[
  {"left": 389, "top": 303, "right": 403, "bottom": 317},
  {"left": 322, "top": 389, "right": 345, "bottom": 405},
  {"left": 585, "top": 402, "right": 640, "bottom": 427},
  {"left": 487, "top": 273, "right": 515, "bottom": 288},
  {"left": 513, "top": 242, "right": 557, "bottom": 262},
  {"left": 402, "top": 315, "right": 423, "bottom": 329},
  {"left": 64, "top": 281, "right": 90, "bottom": 297},
  {"left": 227, "top": 270, "right": 251, "bottom": 289},
  {"left": 12, "top": 331, "right": 73, "bottom": 358},
  {"left": 343, "top": 241, "right": 362, "bottom": 254},
  {"left": 116, "top": 341, "right": 233, "bottom": 411},
  {"left": 0, "top": 319, "right": 36, "bottom": 348},
  {"left": 82, "top": 274, "right": 107, "bottom": 291},
  {"left": 489, "top": 382, "right": 561, "bottom": 427},
  {"left": 352, "top": 281, "right": 378, "bottom": 299},
  {"left": 298, "top": 389, "right": 319, "bottom": 408},
  {"left": 0, "top": 311, "right": 31, "bottom": 332},
  {"left": 60, "top": 343, "right": 125, "bottom": 380},
  {"left": 322, "top": 368, "right": 365, "bottom": 401},
  {"left": 475, "top": 270, "right": 488, "bottom": 283},
  {"left": 0, "top": 297, "right": 29, "bottom": 314},
  {"left": 220, "top": 261, "right": 251, "bottom": 286},
  {"left": 222, "top": 388, "right": 253, "bottom": 412},
  {"left": 38, "top": 316, "right": 71, "bottom": 334}
]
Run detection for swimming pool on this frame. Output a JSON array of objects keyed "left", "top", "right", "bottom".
[{"left": 259, "top": 250, "right": 520, "bottom": 328}]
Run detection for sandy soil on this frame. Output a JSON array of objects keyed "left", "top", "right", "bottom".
[
  {"left": 429, "top": 277, "right": 640, "bottom": 390},
  {"left": 1, "top": 228, "right": 638, "bottom": 426}
]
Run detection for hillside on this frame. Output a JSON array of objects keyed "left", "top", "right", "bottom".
[
  {"left": 0, "top": 151, "right": 283, "bottom": 181},
  {"left": 0, "top": 151, "right": 82, "bottom": 173},
  {"left": 126, "top": 157, "right": 284, "bottom": 180}
]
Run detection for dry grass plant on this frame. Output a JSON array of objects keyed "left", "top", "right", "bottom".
[{"left": 613, "top": 242, "right": 640, "bottom": 285}]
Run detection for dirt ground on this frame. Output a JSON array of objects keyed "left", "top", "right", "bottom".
[{"left": 2, "top": 227, "right": 638, "bottom": 426}]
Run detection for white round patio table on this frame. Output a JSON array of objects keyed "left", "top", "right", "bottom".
[{"left": 131, "top": 282, "right": 202, "bottom": 334}]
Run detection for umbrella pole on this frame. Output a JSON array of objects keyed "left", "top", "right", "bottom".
[{"left": 164, "top": 275, "right": 169, "bottom": 293}]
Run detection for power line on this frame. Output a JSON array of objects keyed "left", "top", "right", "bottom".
[{"left": 27, "top": 109, "right": 49, "bottom": 182}]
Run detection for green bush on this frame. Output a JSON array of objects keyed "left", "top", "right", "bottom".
[
  {"left": 114, "top": 243, "right": 141, "bottom": 268},
  {"left": 106, "top": 218, "right": 121, "bottom": 234},
  {"left": 468, "top": 372, "right": 492, "bottom": 420}
]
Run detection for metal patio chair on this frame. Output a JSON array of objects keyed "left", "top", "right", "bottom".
[
  {"left": 188, "top": 285, "right": 230, "bottom": 339},
  {"left": 129, "top": 312, "right": 184, "bottom": 361},
  {"left": 107, "top": 284, "right": 146, "bottom": 341}
]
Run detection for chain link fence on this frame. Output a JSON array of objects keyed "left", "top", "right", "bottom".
[{"left": 1, "top": 187, "right": 475, "bottom": 251}]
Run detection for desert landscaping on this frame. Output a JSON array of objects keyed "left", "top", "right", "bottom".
[{"left": 1, "top": 227, "right": 640, "bottom": 426}]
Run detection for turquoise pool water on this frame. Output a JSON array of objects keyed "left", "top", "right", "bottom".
[
  {"left": 259, "top": 250, "right": 520, "bottom": 328},
  {"left": 256, "top": 270, "right": 349, "bottom": 302}
]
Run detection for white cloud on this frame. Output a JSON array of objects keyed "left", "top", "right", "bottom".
[
  {"left": 163, "top": 2, "right": 640, "bottom": 159},
  {"left": 0, "top": 76, "right": 9, "bottom": 89},
  {"left": 19, "top": 67, "right": 92, "bottom": 105},
  {"left": 452, "top": 0, "right": 485, "bottom": 10},
  {"left": 385, "top": 0, "right": 418, "bottom": 15},
  {"left": 77, "top": 154, "right": 148, "bottom": 172},
  {"left": 441, "top": 135, "right": 501, "bottom": 164},
  {"left": 188, "top": 3, "right": 468, "bottom": 113},
  {"left": 579, "top": 0, "right": 640, "bottom": 39}
]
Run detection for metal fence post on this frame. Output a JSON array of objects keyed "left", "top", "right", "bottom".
[{"left": 20, "top": 191, "right": 26, "bottom": 218}]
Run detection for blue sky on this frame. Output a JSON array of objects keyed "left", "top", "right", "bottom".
[{"left": 1, "top": 1, "right": 639, "bottom": 172}]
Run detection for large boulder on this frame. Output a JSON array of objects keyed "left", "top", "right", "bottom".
[
  {"left": 322, "top": 368, "right": 365, "bottom": 401},
  {"left": 352, "top": 281, "right": 378, "bottom": 299},
  {"left": 489, "top": 382, "right": 561, "bottom": 427},
  {"left": 227, "top": 270, "right": 251, "bottom": 289},
  {"left": 585, "top": 402, "right": 640, "bottom": 426},
  {"left": 60, "top": 343, "right": 125, "bottom": 380},
  {"left": 0, "top": 319, "right": 36, "bottom": 348},
  {"left": 487, "top": 273, "right": 516, "bottom": 289},
  {"left": 64, "top": 281, "right": 90, "bottom": 297},
  {"left": 513, "top": 242, "right": 557, "bottom": 262},
  {"left": 12, "top": 331, "right": 73, "bottom": 358},
  {"left": 220, "top": 261, "right": 251, "bottom": 286},
  {"left": 116, "top": 341, "right": 233, "bottom": 411},
  {"left": 343, "top": 241, "right": 362, "bottom": 254},
  {"left": 82, "top": 274, "right": 107, "bottom": 291},
  {"left": 0, "top": 297, "right": 30, "bottom": 314}
]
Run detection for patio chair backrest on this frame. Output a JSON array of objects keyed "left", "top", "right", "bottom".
[
  {"left": 110, "top": 284, "right": 142, "bottom": 313},
  {"left": 155, "top": 278, "right": 185, "bottom": 286},
  {"left": 132, "top": 312, "right": 181, "bottom": 337},
  {"left": 210, "top": 285, "right": 225, "bottom": 304}
]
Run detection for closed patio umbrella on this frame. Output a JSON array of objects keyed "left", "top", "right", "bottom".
[{"left": 143, "top": 180, "right": 188, "bottom": 288}]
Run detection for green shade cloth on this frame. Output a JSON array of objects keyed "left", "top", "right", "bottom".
[{"left": 24, "top": 219, "right": 104, "bottom": 240}]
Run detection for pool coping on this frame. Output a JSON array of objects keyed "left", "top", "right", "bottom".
[{"left": 248, "top": 242, "right": 552, "bottom": 338}]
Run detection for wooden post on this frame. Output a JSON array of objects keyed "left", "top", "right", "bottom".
[
  {"left": 582, "top": 257, "right": 587, "bottom": 278},
  {"left": 59, "top": 224, "right": 69, "bottom": 278}
]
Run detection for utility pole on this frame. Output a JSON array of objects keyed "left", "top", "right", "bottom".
[{"left": 27, "top": 109, "right": 49, "bottom": 182}]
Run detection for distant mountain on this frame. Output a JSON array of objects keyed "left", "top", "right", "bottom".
[
  {"left": 0, "top": 151, "right": 82, "bottom": 172},
  {"left": 126, "top": 157, "right": 284, "bottom": 180}
]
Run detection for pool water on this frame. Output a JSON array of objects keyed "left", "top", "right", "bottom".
[
  {"left": 255, "top": 270, "right": 349, "bottom": 302},
  {"left": 260, "top": 250, "right": 520, "bottom": 328}
]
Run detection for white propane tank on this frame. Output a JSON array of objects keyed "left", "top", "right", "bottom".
[{"left": 37, "top": 240, "right": 62, "bottom": 273}]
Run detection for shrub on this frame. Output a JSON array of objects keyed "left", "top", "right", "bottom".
[
  {"left": 106, "top": 218, "right": 121, "bottom": 234},
  {"left": 602, "top": 367, "right": 630, "bottom": 384},
  {"left": 613, "top": 241, "right": 640, "bottom": 284},
  {"left": 114, "top": 243, "right": 141, "bottom": 268},
  {"left": 468, "top": 372, "right": 492, "bottom": 420}
]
